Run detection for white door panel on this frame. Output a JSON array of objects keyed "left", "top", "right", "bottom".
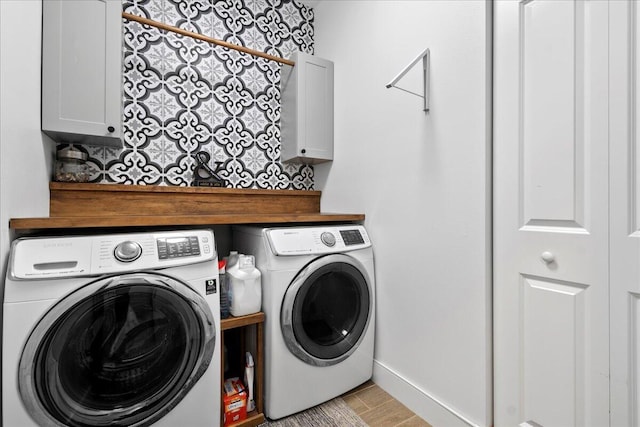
[
  {"left": 610, "top": 1, "right": 640, "bottom": 425},
  {"left": 521, "top": 0, "right": 586, "bottom": 228},
  {"left": 522, "top": 276, "right": 589, "bottom": 427},
  {"left": 494, "top": 1, "right": 609, "bottom": 426}
]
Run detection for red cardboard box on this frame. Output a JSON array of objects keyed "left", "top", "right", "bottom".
[{"left": 223, "top": 378, "right": 247, "bottom": 426}]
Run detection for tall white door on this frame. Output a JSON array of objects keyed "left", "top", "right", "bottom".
[
  {"left": 494, "top": 1, "right": 610, "bottom": 426},
  {"left": 610, "top": 2, "right": 640, "bottom": 425}
]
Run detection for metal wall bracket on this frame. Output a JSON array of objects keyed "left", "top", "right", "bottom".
[{"left": 385, "top": 48, "right": 430, "bottom": 112}]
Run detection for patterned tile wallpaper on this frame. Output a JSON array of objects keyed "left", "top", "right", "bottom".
[{"left": 63, "top": 0, "right": 315, "bottom": 189}]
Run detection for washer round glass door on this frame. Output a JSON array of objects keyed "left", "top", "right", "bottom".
[
  {"left": 281, "top": 254, "right": 372, "bottom": 367},
  {"left": 18, "top": 272, "right": 216, "bottom": 427}
]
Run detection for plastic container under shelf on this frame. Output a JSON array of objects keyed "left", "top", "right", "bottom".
[
  {"left": 228, "top": 254, "right": 261, "bottom": 317},
  {"left": 219, "top": 259, "right": 230, "bottom": 319}
]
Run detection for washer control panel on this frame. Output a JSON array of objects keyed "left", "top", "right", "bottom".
[
  {"left": 156, "top": 235, "right": 201, "bottom": 260},
  {"left": 9, "top": 229, "right": 216, "bottom": 279},
  {"left": 266, "top": 225, "right": 371, "bottom": 256},
  {"left": 340, "top": 229, "right": 365, "bottom": 246}
]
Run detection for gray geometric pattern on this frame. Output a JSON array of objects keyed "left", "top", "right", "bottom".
[{"left": 67, "top": 0, "right": 314, "bottom": 189}]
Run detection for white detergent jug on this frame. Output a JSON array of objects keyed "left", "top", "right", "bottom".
[{"left": 227, "top": 254, "right": 261, "bottom": 317}]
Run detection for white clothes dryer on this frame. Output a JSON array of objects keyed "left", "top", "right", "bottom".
[
  {"left": 233, "top": 225, "right": 375, "bottom": 420},
  {"left": 3, "top": 229, "right": 221, "bottom": 427}
]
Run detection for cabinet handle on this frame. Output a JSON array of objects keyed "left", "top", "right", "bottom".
[
  {"left": 301, "top": 149, "right": 306, "bottom": 154},
  {"left": 107, "top": 126, "right": 115, "bottom": 133},
  {"left": 541, "top": 251, "right": 555, "bottom": 264}
]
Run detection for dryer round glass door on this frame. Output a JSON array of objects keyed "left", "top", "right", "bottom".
[
  {"left": 281, "top": 254, "right": 372, "bottom": 367},
  {"left": 18, "top": 272, "right": 216, "bottom": 427}
]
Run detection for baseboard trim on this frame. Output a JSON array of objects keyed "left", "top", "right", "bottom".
[{"left": 372, "top": 360, "right": 481, "bottom": 427}]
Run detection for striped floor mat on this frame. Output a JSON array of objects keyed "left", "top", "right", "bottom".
[{"left": 259, "top": 398, "right": 368, "bottom": 427}]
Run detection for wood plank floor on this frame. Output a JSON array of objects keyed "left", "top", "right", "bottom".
[{"left": 341, "top": 381, "right": 432, "bottom": 427}]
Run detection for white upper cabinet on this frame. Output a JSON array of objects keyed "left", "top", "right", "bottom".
[
  {"left": 42, "top": 0, "right": 122, "bottom": 147},
  {"left": 280, "top": 52, "right": 334, "bottom": 164}
]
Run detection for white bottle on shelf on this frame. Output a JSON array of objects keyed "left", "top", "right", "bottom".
[
  {"left": 227, "top": 254, "right": 261, "bottom": 317},
  {"left": 244, "top": 352, "right": 255, "bottom": 412},
  {"left": 225, "top": 251, "right": 239, "bottom": 316}
]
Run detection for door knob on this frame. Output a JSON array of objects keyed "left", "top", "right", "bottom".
[{"left": 541, "top": 251, "right": 555, "bottom": 264}]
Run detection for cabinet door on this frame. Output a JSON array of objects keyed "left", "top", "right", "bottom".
[
  {"left": 494, "top": 1, "right": 609, "bottom": 425},
  {"left": 610, "top": 2, "right": 640, "bottom": 425},
  {"left": 42, "top": 0, "right": 122, "bottom": 147},
  {"left": 280, "top": 52, "right": 334, "bottom": 164}
]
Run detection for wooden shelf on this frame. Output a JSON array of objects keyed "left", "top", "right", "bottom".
[
  {"left": 228, "top": 410, "right": 265, "bottom": 427},
  {"left": 9, "top": 183, "right": 364, "bottom": 230},
  {"left": 222, "top": 312, "right": 265, "bottom": 427},
  {"left": 9, "top": 213, "right": 364, "bottom": 230},
  {"left": 222, "top": 312, "right": 265, "bottom": 331},
  {"left": 48, "top": 183, "right": 323, "bottom": 217}
]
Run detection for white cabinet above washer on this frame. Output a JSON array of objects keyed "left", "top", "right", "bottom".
[
  {"left": 42, "top": 0, "right": 123, "bottom": 147},
  {"left": 280, "top": 52, "right": 334, "bottom": 164}
]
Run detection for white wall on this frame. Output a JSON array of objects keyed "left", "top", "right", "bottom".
[
  {"left": 313, "top": 2, "right": 492, "bottom": 426},
  {"left": 0, "top": 0, "right": 52, "bottom": 277}
]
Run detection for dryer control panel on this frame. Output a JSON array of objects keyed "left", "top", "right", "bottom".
[
  {"left": 266, "top": 225, "right": 371, "bottom": 256},
  {"left": 9, "top": 230, "right": 216, "bottom": 279}
]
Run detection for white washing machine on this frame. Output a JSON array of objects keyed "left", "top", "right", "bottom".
[
  {"left": 3, "top": 229, "right": 221, "bottom": 427},
  {"left": 233, "top": 225, "right": 375, "bottom": 420}
]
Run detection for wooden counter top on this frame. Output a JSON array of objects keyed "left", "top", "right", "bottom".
[
  {"left": 9, "top": 213, "right": 365, "bottom": 230},
  {"left": 10, "top": 183, "right": 364, "bottom": 230}
]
